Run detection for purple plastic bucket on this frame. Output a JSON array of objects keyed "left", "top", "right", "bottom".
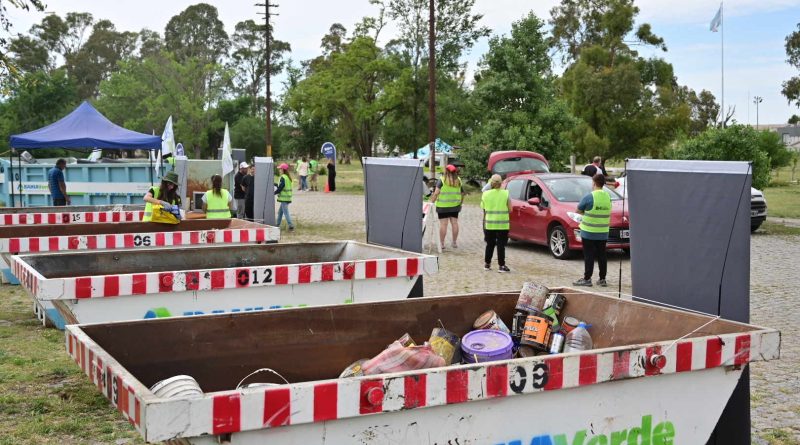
[{"left": 461, "top": 329, "right": 513, "bottom": 363}]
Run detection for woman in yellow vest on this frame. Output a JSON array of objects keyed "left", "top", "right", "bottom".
[
  {"left": 574, "top": 173, "right": 612, "bottom": 287},
  {"left": 430, "top": 164, "right": 465, "bottom": 248},
  {"left": 275, "top": 163, "right": 295, "bottom": 231},
  {"left": 480, "top": 174, "right": 512, "bottom": 272},
  {"left": 202, "top": 174, "right": 233, "bottom": 219},
  {"left": 142, "top": 171, "right": 182, "bottom": 222}
]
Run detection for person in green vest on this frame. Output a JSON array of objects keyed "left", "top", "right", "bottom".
[
  {"left": 309, "top": 158, "right": 319, "bottom": 191},
  {"left": 275, "top": 163, "right": 295, "bottom": 231},
  {"left": 201, "top": 174, "right": 233, "bottom": 219},
  {"left": 480, "top": 174, "right": 512, "bottom": 272},
  {"left": 573, "top": 173, "right": 611, "bottom": 287},
  {"left": 430, "top": 164, "right": 465, "bottom": 248},
  {"left": 142, "top": 171, "right": 182, "bottom": 221}
]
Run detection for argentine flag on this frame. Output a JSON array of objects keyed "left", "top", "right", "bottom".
[{"left": 710, "top": 4, "right": 722, "bottom": 32}]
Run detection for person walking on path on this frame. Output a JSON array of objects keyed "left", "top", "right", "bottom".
[
  {"left": 233, "top": 162, "right": 248, "bottom": 218},
  {"left": 275, "top": 163, "right": 295, "bottom": 231},
  {"left": 481, "top": 174, "right": 512, "bottom": 272},
  {"left": 326, "top": 159, "right": 336, "bottom": 192},
  {"left": 430, "top": 164, "right": 465, "bottom": 248},
  {"left": 297, "top": 156, "right": 310, "bottom": 191},
  {"left": 202, "top": 174, "right": 233, "bottom": 219},
  {"left": 581, "top": 156, "right": 608, "bottom": 178},
  {"left": 142, "top": 171, "right": 181, "bottom": 221},
  {"left": 48, "top": 158, "right": 70, "bottom": 206},
  {"left": 573, "top": 173, "right": 611, "bottom": 287},
  {"left": 309, "top": 158, "right": 319, "bottom": 191},
  {"left": 242, "top": 166, "right": 255, "bottom": 221}
]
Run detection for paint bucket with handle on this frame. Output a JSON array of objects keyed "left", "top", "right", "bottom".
[
  {"left": 150, "top": 375, "right": 203, "bottom": 399},
  {"left": 461, "top": 330, "right": 513, "bottom": 364}
]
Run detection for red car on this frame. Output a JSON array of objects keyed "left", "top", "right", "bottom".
[
  {"left": 503, "top": 173, "right": 630, "bottom": 259},
  {"left": 488, "top": 151, "right": 550, "bottom": 178}
]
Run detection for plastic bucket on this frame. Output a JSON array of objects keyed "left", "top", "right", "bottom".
[
  {"left": 150, "top": 375, "right": 203, "bottom": 398},
  {"left": 461, "top": 330, "right": 513, "bottom": 363}
]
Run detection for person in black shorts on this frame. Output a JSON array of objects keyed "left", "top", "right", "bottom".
[{"left": 430, "top": 164, "right": 465, "bottom": 248}]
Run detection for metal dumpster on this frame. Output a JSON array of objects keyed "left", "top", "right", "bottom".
[
  {"left": 2, "top": 219, "right": 279, "bottom": 327},
  {"left": 14, "top": 241, "right": 438, "bottom": 325},
  {"left": 0, "top": 204, "right": 145, "bottom": 226},
  {"left": 65, "top": 288, "right": 780, "bottom": 444}
]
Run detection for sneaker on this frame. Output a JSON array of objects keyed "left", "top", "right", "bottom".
[
  {"left": 484, "top": 264, "right": 491, "bottom": 271},
  {"left": 597, "top": 279, "right": 608, "bottom": 287},
  {"left": 288, "top": 226, "right": 295, "bottom": 232},
  {"left": 498, "top": 265, "right": 511, "bottom": 273},
  {"left": 573, "top": 278, "right": 593, "bottom": 287},
  {"left": 452, "top": 242, "right": 458, "bottom": 249}
]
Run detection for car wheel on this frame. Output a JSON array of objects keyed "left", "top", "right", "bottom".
[
  {"left": 548, "top": 225, "right": 573, "bottom": 260},
  {"left": 751, "top": 223, "right": 762, "bottom": 232},
  {"left": 623, "top": 248, "right": 631, "bottom": 254}
]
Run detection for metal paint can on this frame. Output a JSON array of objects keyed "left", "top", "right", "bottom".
[
  {"left": 549, "top": 332, "right": 565, "bottom": 354},
  {"left": 517, "top": 282, "right": 549, "bottom": 311},
  {"left": 544, "top": 293, "right": 567, "bottom": 316},
  {"left": 473, "top": 310, "right": 511, "bottom": 334},
  {"left": 517, "top": 345, "right": 537, "bottom": 358},
  {"left": 562, "top": 316, "right": 581, "bottom": 334},
  {"left": 510, "top": 311, "right": 528, "bottom": 344},
  {"left": 520, "top": 314, "right": 552, "bottom": 351}
]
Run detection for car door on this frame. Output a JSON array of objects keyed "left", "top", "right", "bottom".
[
  {"left": 505, "top": 179, "right": 527, "bottom": 240},
  {"left": 516, "top": 179, "right": 550, "bottom": 244}
]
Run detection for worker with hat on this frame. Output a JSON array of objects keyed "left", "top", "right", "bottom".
[
  {"left": 275, "top": 163, "right": 295, "bottom": 231},
  {"left": 430, "top": 164, "right": 465, "bottom": 248},
  {"left": 234, "top": 162, "right": 249, "bottom": 219},
  {"left": 481, "top": 174, "right": 512, "bottom": 272},
  {"left": 142, "top": 171, "right": 182, "bottom": 222}
]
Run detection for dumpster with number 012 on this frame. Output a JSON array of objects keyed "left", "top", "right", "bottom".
[
  {"left": 2, "top": 219, "right": 279, "bottom": 327},
  {"left": 13, "top": 241, "right": 437, "bottom": 326},
  {"left": 64, "top": 288, "right": 780, "bottom": 444}
]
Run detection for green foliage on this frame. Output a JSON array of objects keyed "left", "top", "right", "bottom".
[
  {"left": 782, "top": 23, "right": 800, "bottom": 107},
  {"left": 789, "top": 114, "right": 800, "bottom": 125},
  {"left": 670, "top": 125, "right": 792, "bottom": 189},
  {"left": 164, "top": 3, "right": 228, "bottom": 64},
  {"left": 461, "top": 13, "right": 575, "bottom": 178},
  {"left": 230, "top": 19, "right": 291, "bottom": 113},
  {"left": 230, "top": 116, "right": 267, "bottom": 161}
]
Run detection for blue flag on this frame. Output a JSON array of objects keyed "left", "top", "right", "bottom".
[{"left": 710, "top": 4, "right": 722, "bottom": 32}]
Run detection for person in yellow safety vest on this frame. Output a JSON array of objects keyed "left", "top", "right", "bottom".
[
  {"left": 142, "top": 171, "right": 182, "bottom": 221},
  {"left": 202, "top": 174, "right": 233, "bottom": 219},
  {"left": 275, "top": 163, "right": 295, "bottom": 232},
  {"left": 430, "top": 164, "right": 465, "bottom": 248},
  {"left": 480, "top": 174, "right": 512, "bottom": 272},
  {"left": 573, "top": 173, "right": 611, "bottom": 287}
]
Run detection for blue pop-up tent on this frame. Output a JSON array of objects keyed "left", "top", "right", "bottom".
[{"left": 9, "top": 101, "right": 161, "bottom": 150}]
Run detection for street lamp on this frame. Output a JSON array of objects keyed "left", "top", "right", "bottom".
[{"left": 753, "top": 96, "right": 763, "bottom": 128}]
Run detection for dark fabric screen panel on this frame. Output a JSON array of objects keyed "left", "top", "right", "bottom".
[{"left": 363, "top": 158, "right": 423, "bottom": 253}]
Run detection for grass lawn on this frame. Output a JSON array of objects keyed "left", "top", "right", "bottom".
[{"left": 764, "top": 182, "right": 800, "bottom": 219}]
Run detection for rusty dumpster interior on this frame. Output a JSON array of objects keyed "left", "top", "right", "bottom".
[
  {"left": 0, "top": 219, "right": 264, "bottom": 240},
  {"left": 80, "top": 289, "right": 756, "bottom": 393},
  {"left": 21, "top": 242, "right": 414, "bottom": 278},
  {"left": 0, "top": 204, "right": 145, "bottom": 215}
]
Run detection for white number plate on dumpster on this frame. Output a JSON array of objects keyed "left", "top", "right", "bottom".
[{"left": 620, "top": 229, "right": 630, "bottom": 239}]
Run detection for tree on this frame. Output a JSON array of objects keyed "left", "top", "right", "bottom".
[
  {"left": 670, "top": 125, "right": 792, "bottom": 189},
  {"left": 229, "top": 19, "right": 291, "bottom": 113},
  {"left": 137, "top": 29, "right": 163, "bottom": 59},
  {"left": 789, "top": 114, "right": 800, "bottom": 125},
  {"left": 460, "top": 13, "right": 575, "bottom": 177},
  {"left": 680, "top": 87, "right": 721, "bottom": 135},
  {"left": 8, "top": 34, "right": 49, "bottom": 72},
  {"left": 164, "top": 3, "right": 228, "bottom": 64},
  {"left": 783, "top": 23, "right": 800, "bottom": 107},
  {"left": 0, "top": 0, "right": 46, "bottom": 81},
  {"left": 67, "top": 20, "right": 138, "bottom": 99}
]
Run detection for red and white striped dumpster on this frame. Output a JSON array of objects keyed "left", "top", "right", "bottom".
[
  {"left": 14, "top": 241, "right": 437, "bottom": 325},
  {"left": 0, "top": 204, "right": 145, "bottom": 226},
  {"left": 2, "top": 219, "right": 279, "bottom": 327},
  {"left": 63, "top": 288, "right": 780, "bottom": 444}
]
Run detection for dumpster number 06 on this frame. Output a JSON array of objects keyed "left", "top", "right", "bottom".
[
  {"left": 236, "top": 268, "right": 274, "bottom": 286},
  {"left": 133, "top": 235, "right": 151, "bottom": 247},
  {"left": 509, "top": 363, "right": 549, "bottom": 393}
]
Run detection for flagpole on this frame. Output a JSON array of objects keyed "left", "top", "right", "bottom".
[{"left": 721, "top": 1, "right": 725, "bottom": 127}]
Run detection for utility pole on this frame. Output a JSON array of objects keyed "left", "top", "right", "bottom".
[
  {"left": 753, "top": 96, "right": 763, "bottom": 129},
  {"left": 256, "top": 2, "right": 278, "bottom": 157},
  {"left": 428, "top": 0, "right": 436, "bottom": 177}
]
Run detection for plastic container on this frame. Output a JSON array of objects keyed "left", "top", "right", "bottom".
[
  {"left": 564, "top": 322, "right": 593, "bottom": 353},
  {"left": 150, "top": 375, "right": 203, "bottom": 398},
  {"left": 461, "top": 329, "right": 513, "bottom": 363}
]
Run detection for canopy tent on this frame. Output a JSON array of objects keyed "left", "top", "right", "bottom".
[
  {"left": 402, "top": 138, "right": 454, "bottom": 160},
  {"left": 9, "top": 101, "right": 161, "bottom": 150}
]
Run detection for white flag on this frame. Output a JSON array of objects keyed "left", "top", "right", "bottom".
[
  {"left": 161, "top": 116, "right": 175, "bottom": 156},
  {"left": 710, "top": 4, "right": 722, "bottom": 32},
  {"left": 221, "top": 122, "right": 234, "bottom": 176}
]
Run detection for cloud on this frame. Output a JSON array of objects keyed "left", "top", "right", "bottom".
[{"left": 636, "top": 0, "right": 800, "bottom": 25}]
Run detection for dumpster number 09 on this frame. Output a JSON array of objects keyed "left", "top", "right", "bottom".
[
  {"left": 133, "top": 235, "right": 151, "bottom": 247},
  {"left": 509, "top": 363, "right": 549, "bottom": 394}
]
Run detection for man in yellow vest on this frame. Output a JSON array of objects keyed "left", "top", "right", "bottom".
[
  {"left": 574, "top": 173, "right": 611, "bottom": 287},
  {"left": 481, "top": 174, "right": 512, "bottom": 272}
]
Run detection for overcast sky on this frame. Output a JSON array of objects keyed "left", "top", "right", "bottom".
[{"left": 7, "top": 0, "right": 800, "bottom": 124}]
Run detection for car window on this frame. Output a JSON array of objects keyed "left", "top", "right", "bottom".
[
  {"left": 527, "top": 183, "right": 543, "bottom": 200},
  {"left": 493, "top": 157, "right": 549, "bottom": 176},
  {"left": 506, "top": 179, "right": 526, "bottom": 201},
  {"left": 543, "top": 177, "right": 623, "bottom": 202}
]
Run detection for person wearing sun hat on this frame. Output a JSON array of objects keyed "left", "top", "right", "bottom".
[
  {"left": 274, "top": 163, "right": 295, "bottom": 231},
  {"left": 142, "top": 171, "right": 182, "bottom": 221}
]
